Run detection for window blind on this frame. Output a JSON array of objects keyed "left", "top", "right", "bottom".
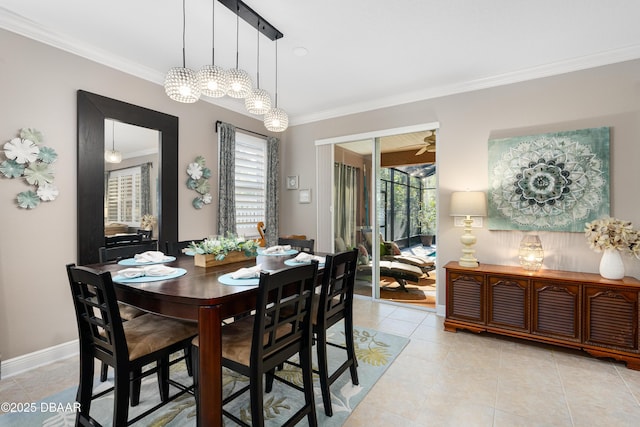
[{"left": 235, "top": 134, "right": 266, "bottom": 238}]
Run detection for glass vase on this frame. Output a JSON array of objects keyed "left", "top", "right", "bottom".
[{"left": 518, "top": 234, "right": 544, "bottom": 271}]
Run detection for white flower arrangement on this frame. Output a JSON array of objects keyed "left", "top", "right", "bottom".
[
  {"left": 187, "top": 156, "right": 212, "bottom": 209},
  {"left": 1, "top": 128, "right": 59, "bottom": 209},
  {"left": 585, "top": 217, "right": 640, "bottom": 259},
  {"left": 188, "top": 235, "right": 259, "bottom": 260}
]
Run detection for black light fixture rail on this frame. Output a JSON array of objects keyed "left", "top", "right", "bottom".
[{"left": 217, "top": 0, "right": 284, "bottom": 41}]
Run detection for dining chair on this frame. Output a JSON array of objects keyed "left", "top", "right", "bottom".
[
  {"left": 98, "top": 241, "right": 158, "bottom": 263},
  {"left": 105, "top": 233, "right": 143, "bottom": 247},
  {"left": 66, "top": 264, "right": 197, "bottom": 426},
  {"left": 191, "top": 262, "right": 319, "bottom": 427},
  {"left": 313, "top": 248, "right": 360, "bottom": 416},
  {"left": 277, "top": 237, "right": 315, "bottom": 254},
  {"left": 164, "top": 239, "right": 204, "bottom": 257}
]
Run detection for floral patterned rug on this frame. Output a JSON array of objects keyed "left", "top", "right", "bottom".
[{"left": 0, "top": 324, "right": 408, "bottom": 426}]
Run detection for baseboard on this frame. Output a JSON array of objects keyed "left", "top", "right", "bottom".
[{"left": 2, "top": 340, "right": 78, "bottom": 379}]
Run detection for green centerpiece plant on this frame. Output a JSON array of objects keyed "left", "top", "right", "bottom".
[{"left": 189, "top": 234, "right": 259, "bottom": 262}]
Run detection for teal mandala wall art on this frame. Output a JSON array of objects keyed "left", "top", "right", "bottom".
[{"left": 488, "top": 127, "right": 609, "bottom": 232}]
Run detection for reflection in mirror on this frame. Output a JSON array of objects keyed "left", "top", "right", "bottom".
[
  {"left": 77, "top": 90, "right": 178, "bottom": 265},
  {"left": 104, "top": 120, "right": 160, "bottom": 240}
]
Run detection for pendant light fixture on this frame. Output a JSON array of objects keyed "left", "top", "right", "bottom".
[
  {"left": 264, "top": 39, "right": 288, "bottom": 132},
  {"left": 164, "top": 0, "right": 201, "bottom": 103},
  {"left": 226, "top": 9, "right": 253, "bottom": 99},
  {"left": 245, "top": 23, "right": 272, "bottom": 114},
  {"left": 105, "top": 120, "right": 122, "bottom": 164},
  {"left": 198, "top": 0, "right": 228, "bottom": 98}
]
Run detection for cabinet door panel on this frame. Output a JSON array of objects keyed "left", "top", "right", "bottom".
[
  {"left": 532, "top": 281, "right": 581, "bottom": 341},
  {"left": 448, "top": 271, "right": 485, "bottom": 324},
  {"left": 584, "top": 286, "right": 638, "bottom": 352},
  {"left": 488, "top": 276, "right": 529, "bottom": 332}
]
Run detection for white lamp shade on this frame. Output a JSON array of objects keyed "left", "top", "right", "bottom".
[
  {"left": 198, "top": 65, "right": 228, "bottom": 98},
  {"left": 164, "top": 67, "right": 201, "bottom": 103},
  {"left": 226, "top": 68, "right": 253, "bottom": 98},
  {"left": 450, "top": 191, "right": 487, "bottom": 217},
  {"left": 245, "top": 88, "right": 272, "bottom": 115},
  {"left": 264, "top": 107, "right": 289, "bottom": 132}
]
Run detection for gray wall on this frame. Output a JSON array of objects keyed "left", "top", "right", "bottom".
[{"left": 2, "top": 26, "right": 640, "bottom": 361}]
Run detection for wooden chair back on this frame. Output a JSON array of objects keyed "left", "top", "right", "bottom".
[
  {"left": 98, "top": 241, "right": 158, "bottom": 263},
  {"left": 317, "top": 249, "right": 359, "bottom": 329},
  {"left": 277, "top": 237, "right": 315, "bottom": 254},
  {"left": 252, "top": 262, "right": 318, "bottom": 371},
  {"left": 105, "top": 234, "right": 143, "bottom": 247},
  {"left": 164, "top": 239, "right": 204, "bottom": 256}
]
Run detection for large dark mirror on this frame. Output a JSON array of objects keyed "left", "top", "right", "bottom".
[{"left": 77, "top": 90, "right": 178, "bottom": 265}]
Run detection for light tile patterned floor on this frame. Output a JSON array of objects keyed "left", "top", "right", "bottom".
[{"left": 3, "top": 297, "right": 640, "bottom": 426}]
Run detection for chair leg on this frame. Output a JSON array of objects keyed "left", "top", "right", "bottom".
[
  {"left": 191, "top": 344, "right": 200, "bottom": 423},
  {"left": 158, "top": 356, "right": 170, "bottom": 402},
  {"left": 344, "top": 312, "right": 360, "bottom": 386},
  {"left": 250, "top": 370, "right": 265, "bottom": 427},
  {"left": 113, "top": 371, "right": 130, "bottom": 427},
  {"left": 316, "top": 328, "right": 333, "bottom": 417},
  {"left": 184, "top": 346, "right": 193, "bottom": 377},
  {"left": 265, "top": 368, "right": 276, "bottom": 393},
  {"left": 100, "top": 361, "right": 108, "bottom": 382},
  {"left": 130, "top": 368, "right": 142, "bottom": 406},
  {"left": 300, "top": 343, "right": 318, "bottom": 426},
  {"left": 76, "top": 350, "right": 95, "bottom": 422}
]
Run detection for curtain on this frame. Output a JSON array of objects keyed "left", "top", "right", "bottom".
[
  {"left": 334, "top": 163, "right": 359, "bottom": 248},
  {"left": 140, "top": 162, "right": 151, "bottom": 217},
  {"left": 265, "top": 136, "right": 280, "bottom": 246},
  {"left": 217, "top": 122, "right": 236, "bottom": 236}
]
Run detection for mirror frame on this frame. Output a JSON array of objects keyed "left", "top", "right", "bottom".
[{"left": 77, "top": 90, "right": 178, "bottom": 265}]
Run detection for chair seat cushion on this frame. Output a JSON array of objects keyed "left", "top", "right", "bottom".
[
  {"left": 118, "top": 302, "right": 146, "bottom": 321},
  {"left": 192, "top": 316, "right": 291, "bottom": 366},
  {"left": 124, "top": 314, "right": 197, "bottom": 361}
]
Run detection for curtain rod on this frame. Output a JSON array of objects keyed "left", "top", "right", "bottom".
[{"left": 215, "top": 120, "right": 270, "bottom": 139}]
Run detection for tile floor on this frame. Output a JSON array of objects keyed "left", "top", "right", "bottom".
[{"left": 3, "top": 297, "right": 640, "bottom": 426}]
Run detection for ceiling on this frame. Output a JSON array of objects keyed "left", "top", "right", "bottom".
[{"left": 2, "top": 1, "right": 640, "bottom": 127}]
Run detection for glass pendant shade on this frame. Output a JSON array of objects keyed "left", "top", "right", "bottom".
[
  {"left": 164, "top": 67, "right": 201, "bottom": 103},
  {"left": 264, "top": 107, "right": 289, "bottom": 132},
  {"left": 198, "top": 65, "right": 228, "bottom": 98},
  {"left": 518, "top": 234, "right": 544, "bottom": 271},
  {"left": 245, "top": 88, "right": 272, "bottom": 114},
  {"left": 104, "top": 149, "right": 122, "bottom": 164},
  {"left": 226, "top": 68, "right": 253, "bottom": 98}
]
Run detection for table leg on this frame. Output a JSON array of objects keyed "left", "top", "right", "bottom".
[{"left": 197, "top": 304, "right": 223, "bottom": 427}]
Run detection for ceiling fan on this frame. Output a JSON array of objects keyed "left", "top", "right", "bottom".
[{"left": 415, "top": 130, "right": 436, "bottom": 155}]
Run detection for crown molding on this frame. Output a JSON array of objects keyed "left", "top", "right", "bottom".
[{"left": 3, "top": 7, "right": 640, "bottom": 128}]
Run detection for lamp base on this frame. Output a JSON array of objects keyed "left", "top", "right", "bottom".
[
  {"left": 458, "top": 216, "right": 479, "bottom": 268},
  {"left": 458, "top": 257, "right": 479, "bottom": 268}
]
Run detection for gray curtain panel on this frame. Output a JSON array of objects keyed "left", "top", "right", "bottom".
[
  {"left": 140, "top": 162, "right": 151, "bottom": 217},
  {"left": 217, "top": 122, "right": 236, "bottom": 236},
  {"left": 334, "top": 162, "right": 359, "bottom": 248},
  {"left": 265, "top": 136, "right": 280, "bottom": 246}
]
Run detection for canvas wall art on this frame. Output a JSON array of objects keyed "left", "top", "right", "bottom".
[{"left": 488, "top": 127, "right": 610, "bottom": 232}]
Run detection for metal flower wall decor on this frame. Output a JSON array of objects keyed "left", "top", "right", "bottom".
[
  {"left": 488, "top": 127, "right": 610, "bottom": 232},
  {"left": 1, "top": 128, "right": 59, "bottom": 209},
  {"left": 186, "top": 155, "right": 212, "bottom": 209}
]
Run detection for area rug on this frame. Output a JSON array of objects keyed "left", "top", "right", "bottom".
[{"left": 0, "top": 325, "right": 408, "bottom": 426}]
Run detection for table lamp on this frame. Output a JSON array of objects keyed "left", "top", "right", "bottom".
[{"left": 450, "top": 191, "right": 487, "bottom": 267}]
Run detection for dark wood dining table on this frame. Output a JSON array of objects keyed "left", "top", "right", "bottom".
[{"left": 89, "top": 252, "right": 298, "bottom": 426}]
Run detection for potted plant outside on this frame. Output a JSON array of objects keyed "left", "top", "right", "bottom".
[{"left": 418, "top": 198, "right": 436, "bottom": 246}]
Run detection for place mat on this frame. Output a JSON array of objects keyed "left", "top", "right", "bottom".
[
  {"left": 117, "top": 256, "right": 176, "bottom": 266},
  {"left": 257, "top": 248, "right": 298, "bottom": 256},
  {"left": 112, "top": 268, "right": 187, "bottom": 283},
  {"left": 218, "top": 273, "right": 260, "bottom": 286},
  {"left": 284, "top": 259, "right": 325, "bottom": 267}
]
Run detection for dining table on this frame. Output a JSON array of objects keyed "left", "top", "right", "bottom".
[{"left": 88, "top": 251, "right": 312, "bottom": 426}]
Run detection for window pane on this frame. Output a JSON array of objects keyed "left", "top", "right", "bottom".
[{"left": 235, "top": 133, "right": 267, "bottom": 238}]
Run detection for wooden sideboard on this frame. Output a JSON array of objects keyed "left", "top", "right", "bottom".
[{"left": 444, "top": 261, "right": 640, "bottom": 369}]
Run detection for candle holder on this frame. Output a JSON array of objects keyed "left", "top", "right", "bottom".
[{"left": 518, "top": 234, "right": 544, "bottom": 271}]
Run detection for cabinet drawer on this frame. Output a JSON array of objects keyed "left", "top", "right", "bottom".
[
  {"left": 488, "top": 275, "right": 529, "bottom": 332},
  {"left": 447, "top": 271, "right": 485, "bottom": 324},
  {"left": 532, "top": 281, "right": 581, "bottom": 342},
  {"left": 584, "top": 286, "right": 638, "bottom": 352}
]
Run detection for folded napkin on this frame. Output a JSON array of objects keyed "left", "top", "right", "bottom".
[
  {"left": 134, "top": 251, "right": 169, "bottom": 263},
  {"left": 117, "top": 265, "right": 176, "bottom": 278},
  {"left": 293, "top": 252, "right": 326, "bottom": 264},
  {"left": 230, "top": 264, "right": 262, "bottom": 279},
  {"left": 263, "top": 245, "right": 292, "bottom": 254}
]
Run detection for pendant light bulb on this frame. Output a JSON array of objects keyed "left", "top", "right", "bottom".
[
  {"left": 164, "top": 0, "right": 201, "bottom": 103},
  {"left": 263, "top": 39, "right": 288, "bottom": 132},
  {"left": 105, "top": 120, "right": 122, "bottom": 164},
  {"left": 198, "top": 1, "right": 228, "bottom": 98},
  {"left": 226, "top": 11, "right": 253, "bottom": 99}
]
